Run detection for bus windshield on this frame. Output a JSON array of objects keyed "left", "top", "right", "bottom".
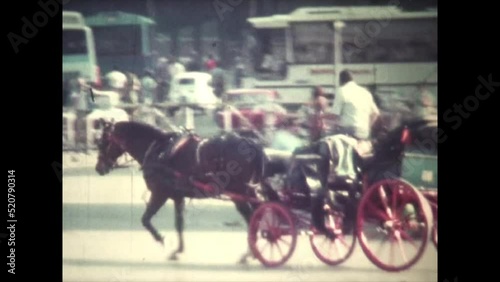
[
  {"left": 92, "top": 25, "right": 142, "bottom": 56},
  {"left": 63, "top": 29, "right": 88, "bottom": 55}
]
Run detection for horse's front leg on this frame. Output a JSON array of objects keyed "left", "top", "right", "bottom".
[
  {"left": 169, "top": 196, "right": 185, "bottom": 261},
  {"left": 142, "top": 191, "right": 169, "bottom": 245},
  {"left": 234, "top": 201, "right": 256, "bottom": 264}
]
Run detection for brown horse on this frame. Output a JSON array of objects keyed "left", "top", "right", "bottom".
[{"left": 95, "top": 120, "right": 277, "bottom": 262}]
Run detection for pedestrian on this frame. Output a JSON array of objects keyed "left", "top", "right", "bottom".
[
  {"left": 205, "top": 54, "right": 217, "bottom": 72},
  {"left": 234, "top": 55, "right": 245, "bottom": 88},
  {"left": 309, "top": 86, "right": 329, "bottom": 142},
  {"left": 211, "top": 62, "right": 225, "bottom": 98},
  {"left": 70, "top": 78, "right": 91, "bottom": 153},
  {"left": 155, "top": 57, "right": 170, "bottom": 103},
  {"left": 141, "top": 68, "right": 157, "bottom": 105}
]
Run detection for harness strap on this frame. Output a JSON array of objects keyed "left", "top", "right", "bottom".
[
  {"left": 196, "top": 139, "right": 209, "bottom": 166},
  {"left": 141, "top": 140, "right": 158, "bottom": 170}
]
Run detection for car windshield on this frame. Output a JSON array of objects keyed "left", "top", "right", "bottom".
[
  {"left": 94, "top": 95, "right": 112, "bottom": 110},
  {"left": 178, "top": 78, "right": 195, "bottom": 85}
]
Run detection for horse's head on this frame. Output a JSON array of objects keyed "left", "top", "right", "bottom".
[
  {"left": 95, "top": 119, "right": 126, "bottom": 175},
  {"left": 371, "top": 123, "right": 412, "bottom": 163},
  {"left": 371, "top": 118, "right": 436, "bottom": 163}
]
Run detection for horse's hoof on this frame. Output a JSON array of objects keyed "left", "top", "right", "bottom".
[
  {"left": 155, "top": 236, "right": 165, "bottom": 246},
  {"left": 238, "top": 258, "right": 248, "bottom": 265},
  {"left": 168, "top": 252, "right": 179, "bottom": 261},
  {"left": 168, "top": 255, "right": 178, "bottom": 261},
  {"left": 238, "top": 254, "right": 250, "bottom": 265}
]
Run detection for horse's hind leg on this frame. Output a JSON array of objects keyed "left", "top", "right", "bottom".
[
  {"left": 142, "top": 191, "right": 169, "bottom": 245},
  {"left": 168, "top": 196, "right": 185, "bottom": 261}
]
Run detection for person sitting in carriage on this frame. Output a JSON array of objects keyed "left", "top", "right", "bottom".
[{"left": 310, "top": 70, "right": 381, "bottom": 236}]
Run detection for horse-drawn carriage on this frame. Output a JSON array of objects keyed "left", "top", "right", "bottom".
[
  {"left": 94, "top": 116, "right": 437, "bottom": 271},
  {"left": 249, "top": 118, "right": 438, "bottom": 271}
]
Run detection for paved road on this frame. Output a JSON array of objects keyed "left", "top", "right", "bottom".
[{"left": 62, "top": 159, "right": 437, "bottom": 282}]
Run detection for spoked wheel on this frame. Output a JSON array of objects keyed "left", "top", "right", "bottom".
[
  {"left": 309, "top": 207, "right": 356, "bottom": 266},
  {"left": 432, "top": 222, "right": 437, "bottom": 250},
  {"left": 356, "top": 179, "right": 432, "bottom": 272},
  {"left": 430, "top": 202, "right": 438, "bottom": 250},
  {"left": 248, "top": 203, "right": 297, "bottom": 267}
]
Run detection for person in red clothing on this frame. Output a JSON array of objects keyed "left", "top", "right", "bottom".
[
  {"left": 205, "top": 54, "right": 217, "bottom": 72},
  {"left": 309, "top": 86, "right": 329, "bottom": 142}
]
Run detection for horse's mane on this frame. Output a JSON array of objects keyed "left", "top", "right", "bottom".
[{"left": 113, "top": 121, "right": 178, "bottom": 141}]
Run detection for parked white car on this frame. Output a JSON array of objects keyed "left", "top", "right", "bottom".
[{"left": 168, "top": 72, "right": 220, "bottom": 114}]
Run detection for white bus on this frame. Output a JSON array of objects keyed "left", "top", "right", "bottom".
[
  {"left": 243, "top": 6, "right": 437, "bottom": 107},
  {"left": 63, "top": 11, "right": 100, "bottom": 86}
]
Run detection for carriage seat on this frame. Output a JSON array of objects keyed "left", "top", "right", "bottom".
[
  {"left": 263, "top": 148, "right": 293, "bottom": 177},
  {"left": 321, "top": 135, "right": 376, "bottom": 191}
]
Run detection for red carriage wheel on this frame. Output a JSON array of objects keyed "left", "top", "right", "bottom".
[
  {"left": 309, "top": 208, "right": 356, "bottom": 266},
  {"left": 432, "top": 222, "right": 437, "bottom": 250},
  {"left": 356, "top": 179, "right": 432, "bottom": 272},
  {"left": 248, "top": 202, "right": 297, "bottom": 267},
  {"left": 429, "top": 200, "right": 437, "bottom": 250}
]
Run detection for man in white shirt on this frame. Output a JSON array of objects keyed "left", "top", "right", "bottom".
[
  {"left": 330, "top": 70, "right": 380, "bottom": 140},
  {"left": 310, "top": 70, "right": 380, "bottom": 237}
]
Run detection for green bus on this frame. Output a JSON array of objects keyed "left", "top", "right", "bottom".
[
  {"left": 63, "top": 11, "right": 100, "bottom": 85},
  {"left": 85, "top": 11, "right": 156, "bottom": 75}
]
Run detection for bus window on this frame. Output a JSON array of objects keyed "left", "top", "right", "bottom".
[
  {"left": 342, "top": 18, "right": 437, "bottom": 64},
  {"left": 291, "top": 22, "right": 334, "bottom": 64},
  {"left": 92, "top": 25, "right": 142, "bottom": 56},
  {"left": 249, "top": 28, "right": 286, "bottom": 80},
  {"left": 63, "top": 29, "right": 88, "bottom": 55}
]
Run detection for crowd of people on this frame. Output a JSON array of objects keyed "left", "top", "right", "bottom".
[
  {"left": 63, "top": 52, "right": 242, "bottom": 113},
  {"left": 63, "top": 52, "right": 241, "bottom": 152}
]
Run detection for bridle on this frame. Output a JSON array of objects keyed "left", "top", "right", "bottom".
[{"left": 98, "top": 127, "right": 127, "bottom": 169}]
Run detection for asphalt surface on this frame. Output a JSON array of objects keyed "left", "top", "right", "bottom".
[{"left": 63, "top": 154, "right": 437, "bottom": 282}]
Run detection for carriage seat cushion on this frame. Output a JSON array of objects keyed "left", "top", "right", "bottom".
[{"left": 356, "top": 140, "right": 373, "bottom": 159}]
